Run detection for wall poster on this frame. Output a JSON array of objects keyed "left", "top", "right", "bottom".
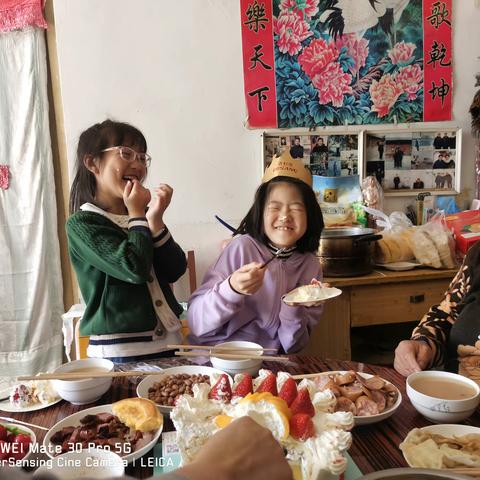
[{"left": 241, "top": 0, "right": 453, "bottom": 128}]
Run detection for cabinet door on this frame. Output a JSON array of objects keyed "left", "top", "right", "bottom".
[{"left": 350, "top": 279, "right": 450, "bottom": 327}]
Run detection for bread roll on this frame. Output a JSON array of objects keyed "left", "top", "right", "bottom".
[
  {"left": 410, "top": 230, "right": 442, "bottom": 268},
  {"left": 424, "top": 227, "right": 456, "bottom": 269},
  {"left": 112, "top": 397, "right": 163, "bottom": 432}
]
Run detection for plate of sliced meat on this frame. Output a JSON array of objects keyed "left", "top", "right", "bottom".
[
  {"left": 312, "top": 371, "right": 402, "bottom": 426},
  {"left": 43, "top": 403, "right": 163, "bottom": 464}
]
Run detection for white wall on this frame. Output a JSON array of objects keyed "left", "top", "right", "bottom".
[{"left": 52, "top": 0, "right": 480, "bottom": 299}]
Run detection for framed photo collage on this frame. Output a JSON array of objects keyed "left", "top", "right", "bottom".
[{"left": 262, "top": 128, "right": 461, "bottom": 196}]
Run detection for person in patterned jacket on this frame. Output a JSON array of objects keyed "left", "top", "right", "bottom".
[{"left": 394, "top": 241, "right": 480, "bottom": 377}]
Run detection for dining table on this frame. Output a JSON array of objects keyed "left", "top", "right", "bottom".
[{"left": 3, "top": 355, "right": 480, "bottom": 479}]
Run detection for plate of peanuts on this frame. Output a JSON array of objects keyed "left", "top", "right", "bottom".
[
  {"left": 313, "top": 370, "right": 402, "bottom": 426},
  {"left": 136, "top": 366, "right": 232, "bottom": 414}
]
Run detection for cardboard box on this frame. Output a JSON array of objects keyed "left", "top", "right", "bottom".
[{"left": 445, "top": 210, "right": 480, "bottom": 253}]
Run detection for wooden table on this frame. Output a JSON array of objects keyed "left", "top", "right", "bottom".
[
  {"left": 301, "top": 267, "right": 458, "bottom": 360},
  {"left": 3, "top": 356, "right": 480, "bottom": 478}
]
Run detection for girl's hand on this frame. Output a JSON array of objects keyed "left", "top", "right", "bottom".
[
  {"left": 229, "top": 263, "right": 265, "bottom": 295},
  {"left": 123, "top": 179, "right": 151, "bottom": 217},
  {"left": 146, "top": 184, "right": 173, "bottom": 233}
]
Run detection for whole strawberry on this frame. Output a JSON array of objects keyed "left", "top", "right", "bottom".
[
  {"left": 232, "top": 374, "right": 253, "bottom": 398},
  {"left": 278, "top": 377, "right": 298, "bottom": 407},
  {"left": 290, "top": 413, "right": 315, "bottom": 441},
  {"left": 255, "top": 373, "right": 278, "bottom": 396},
  {"left": 290, "top": 388, "right": 315, "bottom": 417},
  {"left": 208, "top": 374, "right": 232, "bottom": 403}
]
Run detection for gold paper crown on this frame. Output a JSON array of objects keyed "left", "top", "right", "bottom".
[{"left": 262, "top": 149, "right": 312, "bottom": 187}]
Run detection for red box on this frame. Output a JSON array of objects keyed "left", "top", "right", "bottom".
[{"left": 445, "top": 210, "right": 480, "bottom": 254}]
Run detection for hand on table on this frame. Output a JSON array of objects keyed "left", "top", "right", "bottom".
[{"left": 394, "top": 339, "right": 434, "bottom": 377}]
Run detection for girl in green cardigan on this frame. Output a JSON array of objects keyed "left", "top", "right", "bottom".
[{"left": 66, "top": 120, "right": 187, "bottom": 362}]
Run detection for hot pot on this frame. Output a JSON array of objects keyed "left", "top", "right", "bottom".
[{"left": 318, "top": 227, "right": 382, "bottom": 277}]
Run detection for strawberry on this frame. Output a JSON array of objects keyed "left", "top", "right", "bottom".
[
  {"left": 13, "top": 434, "right": 31, "bottom": 446},
  {"left": 255, "top": 373, "right": 278, "bottom": 396},
  {"left": 290, "top": 413, "right": 315, "bottom": 441},
  {"left": 290, "top": 389, "right": 315, "bottom": 417},
  {"left": 0, "top": 440, "right": 8, "bottom": 461},
  {"left": 278, "top": 377, "right": 297, "bottom": 407},
  {"left": 208, "top": 374, "right": 232, "bottom": 403},
  {"left": 0, "top": 426, "right": 6, "bottom": 442},
  {"left": 232, "top": 374, "right": 253, "bottom": 398}
]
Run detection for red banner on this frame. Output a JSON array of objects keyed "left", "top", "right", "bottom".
[
  {"left": 240, "top": 0, "right": 277, "bottom": 128},
  {"left": 423, "top": 0, "right": 453, "bottom": 121}
]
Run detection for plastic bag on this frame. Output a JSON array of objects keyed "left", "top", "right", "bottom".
[
  {"left": 363, "top": 207, "right": 415, "bottom": 263},
  {"left": 411, "top": 212, "right": 457, "bottom": 269}
]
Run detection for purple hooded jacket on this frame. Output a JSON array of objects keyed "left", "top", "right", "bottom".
[{"left": 187, "top": 235, "right": 323, "bottom": 353}]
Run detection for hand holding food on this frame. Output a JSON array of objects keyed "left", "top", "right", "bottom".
[
  {"left": 123, "top": 179, "right": 151, "bottom": 217},
  {"left": 394, "top": 339, "right": 434, "bottom": 377},
  {"left": 229, "top": 262, "right": 266, "bottom": 295}
]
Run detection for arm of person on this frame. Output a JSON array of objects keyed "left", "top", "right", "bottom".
[
  {"left": 0, "top": 418, "right": 292, "bottom": 480},
  {"left": 278, "top": 265, "right": 324, "bottom": 353},
  {"left": 151, "top": 226, "right": 188, "bottom": 283},
  {"left": 395, "top": 245, "right": 479, "bottom": 377},
  {"left": 175, "top": 417, "right": 292, "bottom": 480},
  {"left": 66, "top": 211, "right": 153, "bottom": 284},
  {"left": 187, "top": 238, "right": 259, "bottom": 337}
]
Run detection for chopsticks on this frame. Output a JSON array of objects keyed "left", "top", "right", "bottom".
[
  {"left": 0, "top": 416, "right": 49, "bottom": 431},
  {"left": 17, "top": 371, "right": 158, "bottom": 381},
  {"left": 260, "top": 248, "right": 287, "bottom": 269},
  {"left": 450, "top": 468, "right": 480, "bottom": 477},
  {"left": 167, "top": 344, "right": 278, "bottom": 353},
  {"left": 174, "top": 351, "right": 290, "bottom": 362},
  {"left": 292, "top": 373, "right": 323, "bottom": 380}
]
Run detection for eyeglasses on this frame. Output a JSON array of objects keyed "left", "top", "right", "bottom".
[{"left": 101, "top": 146, "right": 151, "bottom": 168}]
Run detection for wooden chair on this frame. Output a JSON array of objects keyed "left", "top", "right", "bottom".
[{"left": 74, "top": 250, "right": 197, "bottom": 359}]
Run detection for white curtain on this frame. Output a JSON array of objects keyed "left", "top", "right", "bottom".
[{"left": 0, "top": 26, "right": 63, "bottom": 392}]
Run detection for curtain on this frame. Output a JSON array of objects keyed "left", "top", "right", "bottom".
[{"left": 0, "top": 26, "right": 63, "bottom": 394}]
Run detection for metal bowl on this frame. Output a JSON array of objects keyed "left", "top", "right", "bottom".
[
  {"left": 320, "top": 227, "right": 376, "bottom": 238},
  {"left": 358, "top": 468, "right": 472, "bottom": 480}
]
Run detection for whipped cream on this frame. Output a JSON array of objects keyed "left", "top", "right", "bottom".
[
  {"left": 9, "top": 379, "right": 59, "bottom": 408},
  {"left": 171, "top": 370, "right": 353, "bottom": 480},
  {"left": 292, "top": 285, "right": 323, "bottom": 302}
]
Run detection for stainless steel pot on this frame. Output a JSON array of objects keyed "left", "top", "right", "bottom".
[{"left": 318, "top": 227, "right": 382, "bottom": 277}]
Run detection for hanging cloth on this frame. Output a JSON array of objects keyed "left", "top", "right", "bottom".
[
  {"left": 0, "top": 0, "right": 47, "bottom": 33},
  {"left": 0, "top": 27, "right": 64, "bottom": 395}
]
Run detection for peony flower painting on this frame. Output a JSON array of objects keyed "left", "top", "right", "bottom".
[{"left": 240, "top": 0, "right": 453, "bottom": 127}]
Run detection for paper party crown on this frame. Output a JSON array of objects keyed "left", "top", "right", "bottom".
[{"left": 262, "top": 149, "right": 313, "bottom": 187}]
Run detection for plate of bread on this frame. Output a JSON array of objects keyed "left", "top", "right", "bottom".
[{"left": 43, "top": 398, "right": 163, "bottom": 463}]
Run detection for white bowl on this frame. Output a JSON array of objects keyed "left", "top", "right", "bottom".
[
  {"left": 406, "top": 371, "right": 480, "bottom": 423},
  {"left": 210, "top": 341, "right": 264, "bottom": 376},
  {"left": 52, "top": 358, "right": 114, "bottom": 405},
  {"left": 0, "top": 422, "right": 36, "bottom": 465},
  {"left": 358, "top": 467, "right": 472, "bottom": 479},
  {"left": 34, "top": 448, "right": 125, "bottom": 478},
  {"left": 136, "top": 365, "right": 231, "bottom": 414},
  {"left": 43, "top": 404, "right": 162, "bottom": 464}
]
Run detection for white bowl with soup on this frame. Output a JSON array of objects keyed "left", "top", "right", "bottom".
[
  {"left": 406, "top": 371, "right": 480, "bottom": 423},
  {"left": 52, "top": 358, "right": 114, "bottom": 405}
]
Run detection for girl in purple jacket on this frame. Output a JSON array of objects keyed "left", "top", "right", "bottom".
[{"left": 187, "top": 175, "right": 324, "bottom": 353}]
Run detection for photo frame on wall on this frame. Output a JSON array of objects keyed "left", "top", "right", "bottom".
[
  {"left": 262, "top": 131, "right": 362, "bottom": 179},
  {"left": 363, "top": 128, "right": 462, "bottom": 196}
]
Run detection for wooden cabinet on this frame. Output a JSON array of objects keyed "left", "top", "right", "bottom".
[{"left": 300, "top": 267, "right": 457, "bottom": 360}]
